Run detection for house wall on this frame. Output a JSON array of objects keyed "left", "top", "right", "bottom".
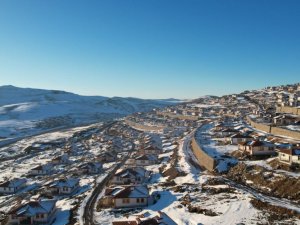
[
  {"left": 191, "top": 137, "right": 216, "bottom": 171},
  {"left": 111, "top": 176, "right": 139, "bottom": 185},
  {"left": 30, "top": 169, "right": 50, "bottom": 175},
  {"left": 291, "top": 155, "right": 300, "bottom": 164},
  {"left": 115, "top": 198, "right": 148, "bottom": 208},
  {"left": 231, "top": 138, "right": 253, "bottom": 145},
  {"left": 34, "top": 214, "right": 49, "bottom": 223},
  {"left": 59, "top": 186, "right": 76, "bottom": 194},
  {"left": 0, "top": 187, "right": 15, "bottom": 194},
  {"left": 8, "top": 215, "right": 27, "bottom": 224},
  {"left": 251, "top": 149, "right": 275, "bottom": 156},
  {"left": 279, "top": 153, "right": 291, "bottom": 163},
  {"left": 99, "top": 197, "right": 114, "bottom": 208}
]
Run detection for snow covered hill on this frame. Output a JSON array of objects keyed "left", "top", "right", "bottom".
[{"left": 0, "top": 85, "right": 178, "bottom": 140}]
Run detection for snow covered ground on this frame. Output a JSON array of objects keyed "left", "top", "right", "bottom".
[
  {"left": 285, "top": 125, "right": 300, "bottom": 132},
  {"left": 92, "top": 129, "right": 299, "bottom": 225},
  {"left": 0, "top": 85, "right": 177, "bottom": 141},
  {"left": 195, "top": 123, "right": 238, "bottom": 172}
]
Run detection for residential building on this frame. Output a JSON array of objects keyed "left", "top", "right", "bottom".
[
  {"left": 278, "top": 149, "right": 300, "bottom": 165},
  {"left": 0, "top": 178, "right": 26, "bottom": 194},
  {"left": 7, "top": 199, "right": 57, "bottom": 225}
]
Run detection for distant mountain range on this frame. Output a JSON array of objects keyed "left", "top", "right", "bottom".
[{"left": 0, "top": 85, "right": 180, "bottom": 140}]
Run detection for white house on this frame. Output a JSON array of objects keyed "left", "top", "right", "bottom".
[
  {"left": 29, "top": 164, "right": 53, "bottom": 176},
  {"left": 51, "top": 154, "right": 70, "bottom": 165},
  {"left": 0, "top": 178, "right": 27, "bottom": 194},
  {"left": 230, "top": 133, "right": 253, "bottom": 145},
  {"left": 142, "top": 145, "right": 162, "bottom": 155},
  {"left": 135, "top": 155, "right": 157, "bottom": 166},
  {"left": 111, "top": 167, "right": 150, "bottom": 185},
  {"left": 47, "top": 178, "right": 80, "bottom": 195},
  {"left": 7, "top": 199, "right": 57, "bottom": 225},
  {"left": 239, "top": 140, "right": 275, "bottom": 156},
  {"left": 215, "top": 128, "right": 239, "bottom": 137},
  {"left": 278, "top": 149, "right": 300, "bottom": 165},
  {"left": 97, "top": 152, "right": 117, "bottom": 163},
  {"left": 103, "top": 185, "right": 153, "bottom": 208},
  {"left": 80, "top": 162, "right": 103, "bottom": 174}
]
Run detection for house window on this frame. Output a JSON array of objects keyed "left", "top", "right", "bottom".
[
  {"left": 137, "top": 198, "right": 140, "bottom": 203},
  {"left": 36, "top": 214, "right": 42, "bottom": 219},
  {"left": 141, "top": 198, "right": 145, "bottom": 203},
  {"left": 122, "top": 199, "right": 130, "bottom": 204}
]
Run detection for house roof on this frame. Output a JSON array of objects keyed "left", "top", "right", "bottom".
[
  {"left": 0, "top": 178, "right": 26, "bottom": 188},
  {"left": 115, "top": 167, "right": 146, "bottom": 178},
  {"left": 9, "top": 199, "right": 56, "bottom": 216},
  {"left": 80, "top": 162, "right": 102, "bottom": 170},
  {"left": 52, "top": 155, "right": 68, "bottom": 161},
  {"left": 106, "top": 185, "right": 149, "bottom": 199},
  {"left": 247, "top": 140, "right": 274, "bottom": 147},
  {"left": 49, "top": 178, "right": 79, "bottom": 188},
  {"left": 31, "top": 164, "right": 52, "bottom": 171}
]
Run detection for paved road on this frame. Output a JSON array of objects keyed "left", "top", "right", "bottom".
[{"left": 82, "top": 154, "right": 130, "bottom": 225}]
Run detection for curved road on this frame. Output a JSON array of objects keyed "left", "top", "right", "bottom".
[{"left": 82, "top": 154, "right": 130, "bottom": 225}]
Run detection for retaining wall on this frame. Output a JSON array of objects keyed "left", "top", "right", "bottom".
[
  {"left": 157, "top": 112, "right": 199, "bottom": 121},
  {"left": 246, "top": 117, "right": 271, "bottom": 133},
  {"left": 191, "top": 137, "right": 216, "bottom": 171},
  {"left": 276, "top": 106, "right": 300, "bottom": 115},
  {"left": 125, "top": 119, "right": 165, "bottom": 132},
  {"left": 271, "top": 127, "right": 300, "bottom": 140},
  {"left": 247, "top": 116, "right": 300, "bottom": 140}
]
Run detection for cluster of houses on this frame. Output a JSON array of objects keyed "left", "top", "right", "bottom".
[
  {"left": 212, "top": 121, "right": 300, "bottom": 166},
  {"left": 126, "top": 112, "right": 197, "bottom": 139},
  {"left": 2, "top": 83, "right": 300, "bottom": 225},
  {"left": 94, "top": 132, "right": 180, "bottom": 224},
  {"left": 0, "top": 127, "right": 131, "bottom": 225},
  {"left": 276, "top": 88, "right": 300, "bottom": 107},
  {"left": 7, "top": 198, "right": 57, "bottom": 225}
]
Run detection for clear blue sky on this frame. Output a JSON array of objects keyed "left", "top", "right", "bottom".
[{"left": 0, "top": 0, "right": 299, "bottom": 99}]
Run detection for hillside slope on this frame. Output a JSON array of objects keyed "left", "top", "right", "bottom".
[{"left": 0, "top": 85, "right": 177, "bottom": 139}]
